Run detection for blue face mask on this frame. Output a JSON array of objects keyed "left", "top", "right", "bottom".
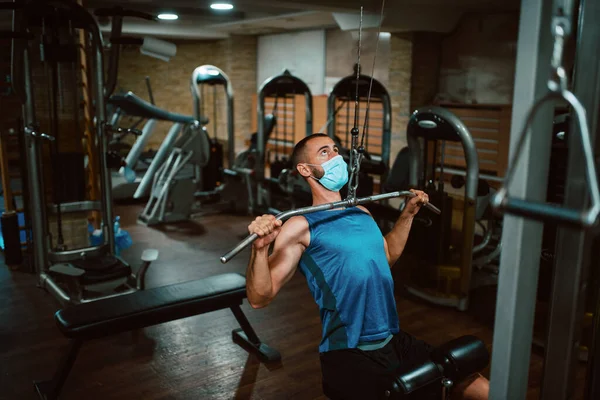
[{"left": 307, "top": 155, "right": 349, "bottom": 192}]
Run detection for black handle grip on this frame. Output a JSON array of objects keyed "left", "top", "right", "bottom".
[{"left": 501, "top": 197, "right": 591, "bottom": 227}]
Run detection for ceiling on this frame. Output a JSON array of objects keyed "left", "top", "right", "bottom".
[{"left": 82, "top": 0, "right": 521, "bottom": 40}]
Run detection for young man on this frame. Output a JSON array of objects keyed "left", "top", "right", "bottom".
[{"left": 246, "top": 133, "right": 489, "bottom": 399}]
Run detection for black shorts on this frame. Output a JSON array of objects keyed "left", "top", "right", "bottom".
[{"left": 320, "top": 330, "right": 436, "bottom": 400}]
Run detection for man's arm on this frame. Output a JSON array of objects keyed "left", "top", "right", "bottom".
[
  {"left": 383, "top": 213, "right": 414, "bottom": 266},
  {"left": 382, "top": 190, "right": 429, "bottom": 267},
  {"left": 246, "top": 216, "right": 308, "bottom": 309}
]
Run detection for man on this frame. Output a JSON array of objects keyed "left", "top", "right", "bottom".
[{"left": 246, "top": 133, "right": 489, "bottom": 399}]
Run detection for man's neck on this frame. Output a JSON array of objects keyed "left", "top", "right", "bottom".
[{"left": 311, "top": 188, "right": 342, "bottom": 206}]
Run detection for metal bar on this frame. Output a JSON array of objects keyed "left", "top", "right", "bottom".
[
  {"left": 91, "top": 26, "right": 116, "bottom": 254},
  {"left": 21, "top": 33, "right": 50, "bottom": 275},
  {"left": 587, "top": 249, "right": 600, "bottom": 399},
  {"left": 105, "top": 14, "right": 122, "bottom": 99},
  {"left": 220, "top": 190, "right": 440, "bottom": 263},
  {"left": 542, "top": 0, "right": 600, "bottom": 396},
  {"left": 230, "top": 305, "right": 261, "bottom": 345},
  {"left": 488, "top": 0, "right": 555, "bottom": 398},
  {"left": 227, "top": 79, "right": 235, "bottom": 169},
  {"left": 34, "top": 339, "right": 83, "bottom": 400}
]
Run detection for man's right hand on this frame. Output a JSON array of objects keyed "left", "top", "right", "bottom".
[{"left": 249, "top": 215, "right": 283, "bottom": 250}]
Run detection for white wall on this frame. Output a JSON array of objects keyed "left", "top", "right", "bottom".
[{"left": 257, "top": 30, "right": 326, "bottom": 95}]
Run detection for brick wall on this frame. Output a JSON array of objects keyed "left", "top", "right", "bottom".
[
  {"left": 410, "top": 32, "right": 443, "bottom": 111},
  {"left": 116, "top": 35, "right": 257, "bottom": 158},
  {"left": 388, "top": 33, "right": 413, "bottom": 158},
  {"left": 116, "top": 40, "right": 221, "bottom": 149},
  {"left": 438, "top": 13, "right": 519, "bottom": 104},
  {"left": 218, "top": 35, "right": 258, "bottom": 155}
]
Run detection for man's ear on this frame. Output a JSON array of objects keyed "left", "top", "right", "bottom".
[{"left": 296, "top": 163, "right": 312, "bottom": 178}]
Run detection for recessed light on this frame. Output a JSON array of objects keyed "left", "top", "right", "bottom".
[
  {"left": 157, "top": 13, "right": 179, "bottom": 20},
  {"left": 210, "top": 3, "right": 234, "bottom": 10}
]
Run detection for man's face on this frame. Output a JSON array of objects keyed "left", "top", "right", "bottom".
[{"left": 301, "top": 136, "right": 340, "bottom": 179}]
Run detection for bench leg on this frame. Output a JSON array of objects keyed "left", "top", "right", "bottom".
[
  {"left": 230, "top": 305, "right": 281, "bottom": 363},
  {"left": 34, "top": 339, "right": 82, "bottom": 400}
]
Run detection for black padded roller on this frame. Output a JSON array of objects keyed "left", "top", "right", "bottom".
[
  {"left": 430, "top": 335, "right": 490, "bottom": 382},
  {"left": 390, "top": 360, "right": 442, "bottom": 395}
]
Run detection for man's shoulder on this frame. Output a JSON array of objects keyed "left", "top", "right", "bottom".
[
  {"left": 356, "top": 205, "right": 371, "bottom": 215},
  {"left": 282, "top": 215, "right": 309, "bottom": 231},
  {"left": 280, "top": 215, "right": 310, "bottom": 248}
]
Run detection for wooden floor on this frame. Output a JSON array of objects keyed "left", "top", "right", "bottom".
[{"left": 0, "top": 203, "right": 588, "bottom": 400}]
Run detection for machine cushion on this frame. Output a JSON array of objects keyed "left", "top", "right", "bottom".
[
  {"left": 392, "top": 360, "right": 442, "bottom": 394},
  {"left": 249, "top": 113, "right": 277, "bottom": 150},
  {"left": 108, "top": 91, "right": 205, "bottom": 124},
  {"left": 383, "top": 146, "right": 410, "bottom": 192},
  {"left": 430, "top": 335, "right": 490, "bottom": 382},
  {"left": 55, "top": 273, "right": 247, "bottom": 341},
  {"left": 67, "top": 255, "right": 132, "bottom": 285}
]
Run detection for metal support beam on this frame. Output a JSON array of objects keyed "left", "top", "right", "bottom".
[
  {"left": 542, "top": 0, "right": 600, "bottom": 397},
  {"left": 489, "top": 0, "right": 555, "bottom": 398}
]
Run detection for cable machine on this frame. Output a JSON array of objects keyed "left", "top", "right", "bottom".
[
  {"left": 489, "top": 0, "right": 600, "bottom": 397},
  {"left": 326, "top": 64, "right": 392, "bottom": 196},
  {"left": 8, "top": 1, "right": 158, "bottom": 306},
  {"left": 255, "top": 69, "right": 313, "bottom": 214}
]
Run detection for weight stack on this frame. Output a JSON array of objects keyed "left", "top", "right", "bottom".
[{"left": 1, "top": 211, "right": 23, "bottom": 266}]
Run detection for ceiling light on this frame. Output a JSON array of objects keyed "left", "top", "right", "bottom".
[
  {"left": 210, "top": 3, "right": 234, "bottom": 10},
  {"left": 157, "top": 13, "right": 179, "bottom": 20}
]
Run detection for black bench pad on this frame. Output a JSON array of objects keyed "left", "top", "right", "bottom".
[{"left": 55, "top": 273, "right": 247, "bottom": 340}]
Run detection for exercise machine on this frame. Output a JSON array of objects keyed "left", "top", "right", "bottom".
[
  {"left": 106, "top": 76, "right": 157, "bottom": 159},
  {"left": 136, "top": 64, "right": 250, "bottom": 225},
  {"left": 489, "top": 0, "right": 600, "bottom": 398},
  {"left": 255, "top": 69, "right": 313, "bottom": 214},
  {"left": 326, "top": 64, "right": 392, "bottom": 197},
  {"left": 191, "top": 64, "right": 232, "bottom": 192},
  {"left": 109, "top": 91, "right": 202, "bottom": 203},
  {"left": 8, "top": 1, "right": 159, "bottom": 306},
  {"left": 386, "top": 335, "right": 489, "bottom": 399},
  {"left": 191, "top": 64, "right": 253, "bottom": 215},
  {"left": 401, "top": 106, "right": 482, "bottom": 311}
]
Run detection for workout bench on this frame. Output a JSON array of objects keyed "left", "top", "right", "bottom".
[
  {"left": 388, "top": 335, "right": 490, "bottom": 399},
  {"left": 34, "top": 273, "right": 280, "bottom": 400}
]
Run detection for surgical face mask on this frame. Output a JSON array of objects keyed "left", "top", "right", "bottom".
[{"left": 305, "top": 155, "right": 349, "bottom": 192}]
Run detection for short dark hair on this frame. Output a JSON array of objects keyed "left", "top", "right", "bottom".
[{"left": 291, "top": 133, "right": 330, "bottom": 167}]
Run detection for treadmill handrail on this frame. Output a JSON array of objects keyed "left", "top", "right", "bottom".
[{"left": 108, "top": 91, "right": 207, "bottom": 124}]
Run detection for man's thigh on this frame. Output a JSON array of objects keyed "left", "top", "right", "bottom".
[
  {"left": 320, "top": 332, "right": 438, "bottom": 400},
  {"left": 320, "top": 348, "right": 395, "bottom": 400}
]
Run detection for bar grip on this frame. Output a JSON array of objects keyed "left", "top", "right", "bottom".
[
  {"left": 492, "top": 89, "right": 600, "bottom": 229},
  {"left": 220, "top": 190, "right": 441, "bottom": 264},
  {"left": 493, "top": 196, "right": 594, "bottom": 227},
  {"left": 220, "top": 233, "right": 258, "bottom": 264}
]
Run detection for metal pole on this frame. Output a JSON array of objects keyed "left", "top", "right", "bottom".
[
  {"left": 227, "top": 84, "right": 235, "bottom": 169},
  {"left": 92, "top": 25, "right": 115, "bottom": 253},
  {"left": 542, "top": 0, "right": 600, "bottom": 396},
  {"left": 22, "top": 37, "right": 49, "bottom": 274},
  {"left": 489, "top": 0, "right": 555, "bottom": 398}
]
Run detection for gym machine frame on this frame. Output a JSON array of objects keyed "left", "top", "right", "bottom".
[
  {"left": 9, "top": 1, "right": 158, "bottom": 306},
  {"left": 326, "top": 69, "right": 392, "bottom": 181},
  {"left": 255, "top": 69, "right": 313, "bottom": 214},
  {"left": 190, "top": 64, "right": 253, "bottom": 215},
  {"left": 191, "top": 64, "right": 235, "bottom": 172},
  {"left": 404, "top": 106, "right": 480, "bottom": 311},
  {"left": 489, "top": 0, "right": 600, "bottom": 398}
]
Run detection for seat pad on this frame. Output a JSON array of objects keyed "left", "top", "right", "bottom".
[{"left": 55, "top": 273, "right": 247, "bottom": 340}]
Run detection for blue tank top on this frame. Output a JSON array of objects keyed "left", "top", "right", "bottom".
[{"left": 298, "top": 207, "right": 400, "bottom": 353}]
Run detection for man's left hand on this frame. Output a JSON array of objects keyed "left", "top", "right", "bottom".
[{"left": 403, "top": 189, "right": 429, "bottom": 217}]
